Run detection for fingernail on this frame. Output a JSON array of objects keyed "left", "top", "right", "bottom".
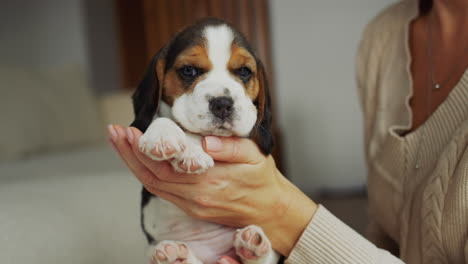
[
  {"left": 205, "top": 136, "right": 223, "bottom": 152},
  {"left": 107, "top": 124, "right": 118, "bottom": 142},
  {"left": 218, "top": 258, "right": 230, "bottom": 264},
  {"left": 126, "top": 127, "right": 134, "bottom": 144}
]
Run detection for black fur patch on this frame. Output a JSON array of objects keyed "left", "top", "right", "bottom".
[
  {"left": 140, "top": 187, "right": 156, "bottom": 243},
  {"left": 252, "top": 60, "right": 274, "bottom": 155},
  {"left": 130, "top": 50, "right": 163, "bottom": 132}
]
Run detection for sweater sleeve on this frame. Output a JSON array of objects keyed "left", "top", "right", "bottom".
[{"left": 285, "top": 205, "right": 404, "bottom": 264}]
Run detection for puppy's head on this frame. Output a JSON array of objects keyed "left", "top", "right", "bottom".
[{"left": 131, "top": 18, "right": 273, "bottom": 155}]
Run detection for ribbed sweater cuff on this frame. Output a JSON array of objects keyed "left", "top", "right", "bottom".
[{"left": 286, "top": 205, "right": 391, "bottom": 264}]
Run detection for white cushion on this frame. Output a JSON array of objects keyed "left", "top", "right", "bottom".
[
  {"left": 0, "top": 168, "right": 147, "bottom": 264},
  {"left": 0, "top": 65, "right": 104, "bottom": 160}
]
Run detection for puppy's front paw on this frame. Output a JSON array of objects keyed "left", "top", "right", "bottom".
[
  {"left": 139, "top": 119, "right": 186, "bottom": 160},
  {"left": 149, "top": 241, "right": 202, "bottom": 264},
  {"left": 171, "top": 147, "right": 214, "bottom": 174},
  {"left": 234, "top": 225, "right": 272, "bottom": 264}
]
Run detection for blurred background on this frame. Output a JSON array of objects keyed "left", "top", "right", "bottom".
[{"left": 0, "top": 0, "right": 396, "bottom": 263}]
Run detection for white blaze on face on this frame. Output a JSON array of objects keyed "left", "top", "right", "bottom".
[{"left": 171, "top": 25, "right": 258, "bottom": 137}]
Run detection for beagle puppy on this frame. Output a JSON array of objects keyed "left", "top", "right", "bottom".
[{"left": 130, "top": 18, "right": 279, "bottom": 264}]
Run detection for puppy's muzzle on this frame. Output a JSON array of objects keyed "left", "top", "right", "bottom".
[{"left": 209, "top": 96, "right": 234, "bottom": 120}]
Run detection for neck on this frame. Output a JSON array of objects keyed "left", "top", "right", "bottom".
[{"left": 431, "top": 0, "right": 468, "bottom": 37}]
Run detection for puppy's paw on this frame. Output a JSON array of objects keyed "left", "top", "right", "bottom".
[
  {"left": 233, "top": 225, "right": 272, "bottom": 264},
  {"left": 149, "top": 241, "right": 202, "bottom": 264},
  {"left": 171, "top": 147, "right": 214, "bottom": 174},
  {"left": 139, "top": 119, "right": 186, "bottom": 160}
]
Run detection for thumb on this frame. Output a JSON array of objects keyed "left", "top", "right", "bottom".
[{"left": 202, "top": 136, "right": 264, "bottom": 164}]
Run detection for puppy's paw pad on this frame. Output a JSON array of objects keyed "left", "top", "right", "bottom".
[
  {"left": 172, "top": 149, "right": 214, "bottom": 174},
  {"left": 234, "top": 225, "right": 272, "bottom": 261},
  {"left": 139, "top": 126, "right": 186, "bottom": 160},
  {"left": 150, "top": 241, "right": 192, "bottom": 264},
  {"left": 149, "top": 143, "right": 178, "bottom": 158}
]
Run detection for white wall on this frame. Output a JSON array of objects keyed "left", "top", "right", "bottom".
[
  {"left": 0, "top": 0, "right": 87, "bottom": 69},
  {"left": 270, "top": 0, "right": 396, "bottom": 195},
  {"left": 0, "top": 0, "right": 120, "bottom": 94},
  {"left": 82, "top": 0, "right": 121, "bottom": 94}
]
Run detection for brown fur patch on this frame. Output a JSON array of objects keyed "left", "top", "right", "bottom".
[
  {"left": 155, "top": 57, "right": 165, "bottom": 104},
  {"left": 228, "top": 44, "right": 266, "bottom": 126},
  {"left": 162, "top": 70, "right": 185, "bottom": 105},
  {"left": 173, "top": 45, "right": 212, "bottom": 71},
  {"left": 228, "top": 44, "right": 259, "bottom": 100},
  {"left": 162, "top": 45, "right": 212, "bottom": 105}
]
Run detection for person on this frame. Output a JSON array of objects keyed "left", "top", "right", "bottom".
[{"left": 108, "top": 0, "right": 468, "bottom": 262}]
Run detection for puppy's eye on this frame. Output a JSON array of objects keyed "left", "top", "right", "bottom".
[
  {"left": 178, "top": 66, "right": 200, "bottom": 80},
  {"left": 235, "top": 67, "right": 252, "bottom": 82}
]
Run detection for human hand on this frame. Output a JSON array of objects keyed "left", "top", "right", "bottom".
[
  {"left": 217, "top": 256, "right": 240, "bottom": 264},
  {"left": 108, "top": 124, "right": 317, "bottom": 256}
]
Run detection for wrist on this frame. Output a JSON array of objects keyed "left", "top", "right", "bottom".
[{"left": 265, "top": 172, "right": 318, "bottom": 256}]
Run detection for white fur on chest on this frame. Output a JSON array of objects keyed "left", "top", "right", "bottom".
[{"left": 143, "top": 197, "right": 236, "bottom": 263}]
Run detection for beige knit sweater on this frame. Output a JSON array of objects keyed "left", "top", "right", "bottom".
[{"left": 285, "top": 1, "right": 468, "bottom": 263}]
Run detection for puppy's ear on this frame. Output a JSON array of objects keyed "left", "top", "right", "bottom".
[
  {"left": 252, "top": 60, "right": 274, "bottom": 155},
  {"left": 130, "top": 50, "right": 165, "bottom": 132}
]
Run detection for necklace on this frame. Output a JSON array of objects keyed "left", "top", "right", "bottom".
[
  {"left": 414, "top": 13, "right": 437, "bottom": 170},
  {"left": 427, "top": 11, "right": 468, "bottom": 90},
  {"left": 414, "top": 12, "right": 468, "bottom": 169}
]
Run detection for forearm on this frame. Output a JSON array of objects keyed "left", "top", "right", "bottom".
[
  {"left": 261, "top": 172, "right": 403, "bottom": 263},
  {"left": 262, "top": 172, "right": 318, "bottom": 256}
]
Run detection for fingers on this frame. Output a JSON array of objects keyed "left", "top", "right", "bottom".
[
  {"left": 217, "top": 256, "right": 240, "bottom": 264},
  {"left": 126, "top": 126, "right": 201, "bottom": 184},
  {"left": 125, "top": 126, "right": 161, "bottom": 171},
  {"left": 109, "top": 125, "right": 203, "bottom": 213},
  {"left": 135, "top": 166, "right": 198, "bottom": 198},
  {"left": 144, "top": 184, "right": 218, "bottom": 221},
  {"left": 144, "top": 184, "right": 193, "bottom": 211},
  {"left": 202, "top": 136, "right": 264, "bottom": 164},
  {"left": 107, "top": 125, "right": 156, "bottom": 186}
]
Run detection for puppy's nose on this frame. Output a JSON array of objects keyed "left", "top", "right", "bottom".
[{"left": 209, "top": 96, "right": 234, "bottom": 120}]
